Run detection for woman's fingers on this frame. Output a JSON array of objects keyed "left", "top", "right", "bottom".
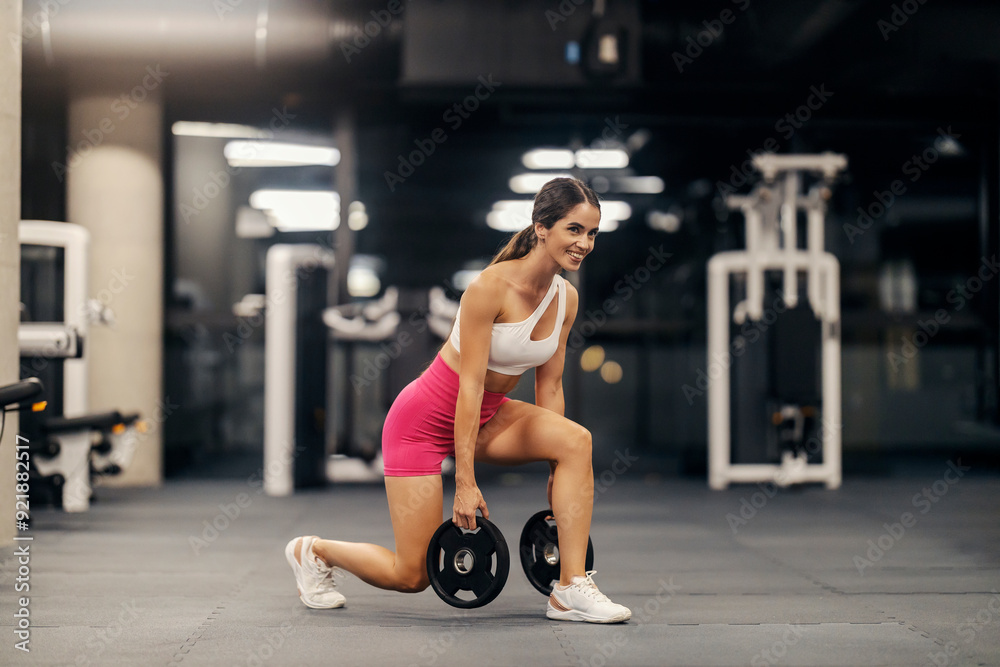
[{"left": 452, "top": 488, "right": 486, "bottom": 530}]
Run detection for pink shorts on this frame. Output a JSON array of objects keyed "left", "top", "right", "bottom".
[{"left": 382, "top": 354, "right": 510, "bottom": 477}]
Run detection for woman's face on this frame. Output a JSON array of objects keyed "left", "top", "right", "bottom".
[{"left": 536, "top": 202, "right": 601, "bottom": 272}]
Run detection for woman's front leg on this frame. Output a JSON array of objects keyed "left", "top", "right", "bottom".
[
  {"left": 475, "top": 400, "right": 595, "bottom": 584},
  {"left": 547, "top": 427, "right": 595, "bottom": 584}
]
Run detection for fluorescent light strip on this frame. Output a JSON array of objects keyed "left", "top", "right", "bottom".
[
  {"left": 509, "top": 173, "right": 574, "bottom": 194},
  {"left": 225, "top": 141, "right": 340, "bottom": 168},
  {"left": 575, "top": 149, "right": 629, "bottom": 169},
  {"left": 171, "top": 121, "right": 272, "bottom": 139},
  {"left": 487, "top": 199, "right": 624, "bottom": 232},
  {"left": 613, "top": 176, "right": 664, "bottom": 194},
  {"left": 250, "top": 190, "right": 341, "bottom": 231},
  {"left": 601, "top": 200, "right": 632, "bottom": 222},
  {"left": 522, "top": 149, "right": 575, "bottom": 170}
]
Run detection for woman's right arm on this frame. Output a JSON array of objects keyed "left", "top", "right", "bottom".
[{"left": 452, "top": 273, "right": 505, "bottom": 530}]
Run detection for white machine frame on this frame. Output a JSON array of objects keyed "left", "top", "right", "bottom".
[
  {"left": 707, "top": 154, "right": 846, "bottom": 490},
  {"left": 19, "top": 221, "right": 90, "bottom": 417},
  {"left": 263, "top": 244, "right": 335, "bottom": 496},
  {"left": 19, "top": 222, "right": 95, "bottom": 511}
]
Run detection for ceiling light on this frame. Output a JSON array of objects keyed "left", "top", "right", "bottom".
[
  {"left": 171, "top": 121, "right": 271, "bottom": 139},
  {"left": 486, "top": 200, "right": 533, "bottom": 231},
  {"left": 575, "top": 149, "right": 628, "bottom": 169},
  {"left": 225, "top": 141, "right": 340, "bottom": 168},
  {"left": 522, "top": 149, "right": 575, "bottom": 170},
  {"left": 613, "top": 176, "right": 664, "bottom": 194},
  {"left": 509, "top": 173, "right": 573, "bottom": 194},
  {"left": 601, "top": 200, "right": 632, "bottom": 222},
  {"left": 249, "top": 190, "right": 340, "bottom": 231}
]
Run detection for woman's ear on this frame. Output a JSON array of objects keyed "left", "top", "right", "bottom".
[{"left": 534, "top": 222, "right": 546, "bottom": 243}]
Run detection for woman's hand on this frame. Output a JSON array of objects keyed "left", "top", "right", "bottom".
[{"left": 453, "top": 481, "right": 489, "bottom": 530}]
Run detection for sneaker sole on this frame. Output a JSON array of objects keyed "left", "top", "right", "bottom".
[
  {"left": 285, "top": 538, "right": 346, "bottom": 610},
  {"left": 546, "top": 605, "right": 630, "bottom": 624}
]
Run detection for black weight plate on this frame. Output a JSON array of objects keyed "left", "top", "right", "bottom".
[
  {"left": 518, "top": 509, "right": 595, "bottom": 596},
  {"left": 426, "top": 516, "right": 509, "bottom": 608}
]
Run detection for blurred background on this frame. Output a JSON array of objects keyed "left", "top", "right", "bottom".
[{"left": 8, "top": 0, "right": 1000, "bottom": 499}]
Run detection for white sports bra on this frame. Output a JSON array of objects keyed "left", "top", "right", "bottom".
[{"left": 449, "top": 275, "right": 566, "bottom": 376}]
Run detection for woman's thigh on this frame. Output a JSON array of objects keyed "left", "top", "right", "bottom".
[
  {"left": 385, "top": 475, "right": 443, "bottom": 578},
  {"left": 474, "top": 400, "right": 589, "bottom": 466}
]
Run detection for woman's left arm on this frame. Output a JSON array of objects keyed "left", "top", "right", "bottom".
[
  {"left": 535, "top": 281, "right": 579, "bottom": 414},
  {"left": 535, "top": 282, "right": 579, "bottom": 507}
]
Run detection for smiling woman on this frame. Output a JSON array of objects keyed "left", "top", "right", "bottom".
[{"left": 285, "top": 177, "right": 633, "bottom": 624}]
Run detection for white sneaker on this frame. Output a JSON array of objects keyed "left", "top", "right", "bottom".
[
  {"left": 546, "top": 571, "right": 631, "bottom": 624},
  {"left": 285, "top": 536, "right": 346, "bottom": 609}
]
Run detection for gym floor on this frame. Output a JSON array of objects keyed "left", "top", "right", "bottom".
[{"left": 1, "top": 466, "right": 999, "bottom": 667}]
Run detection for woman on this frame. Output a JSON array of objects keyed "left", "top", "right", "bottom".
[{"left": 286, "top": 177, "right": 631, "bottom": 623}]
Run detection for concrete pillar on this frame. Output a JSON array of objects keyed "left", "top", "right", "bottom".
[
  {"left": 0, "top": 0, "right": 22, "bottom": 546},
  {"left": 66, "top": 71, "right": 166, "bottom": 487}
]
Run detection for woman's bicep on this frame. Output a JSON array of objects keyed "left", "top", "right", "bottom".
[{"left": 535, "top": 282, "right": 579, "bottom": 399}]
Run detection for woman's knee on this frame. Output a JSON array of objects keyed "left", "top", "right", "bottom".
[
  {"left": 555, "top": 423, "right": 592, "bottom": 463},
  {"left": 396, "top": 570, "right": 430, "bottom": 594}
]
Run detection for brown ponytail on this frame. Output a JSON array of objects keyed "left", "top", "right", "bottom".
[
  {"left": 489, "top": 177, "right": 600, "bottom": 266},
  {"left": 490, "top": 225, "right": 537, "bottom": 265}
]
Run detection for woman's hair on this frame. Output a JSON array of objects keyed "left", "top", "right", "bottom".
[{"left": 489, "top": 177, "right": 600, "bottom": 265}]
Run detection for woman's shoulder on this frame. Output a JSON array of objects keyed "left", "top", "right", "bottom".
[
  {"left": 560, "top": 276, "right": 579, "bottom": 313},
  {"left": 462, "top": 265, "right": 510, "bottom": 304}
]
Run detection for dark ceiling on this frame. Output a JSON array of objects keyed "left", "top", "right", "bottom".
[{"left": 20, "top": 0, "right": 1000, "bottom": 292}]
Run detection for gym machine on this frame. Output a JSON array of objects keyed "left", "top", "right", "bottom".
[
  {"left": 262, "top": 244, "right": 334, "bottom": 496},
  {"left": 323, "top": 287, "right": 399, "bottom": 481},
  {"left": 19, "top": 220, "right": 144, "bottom": 511},
  {"left": 707, "top": 154, "right": 846, "bottom": 490}
]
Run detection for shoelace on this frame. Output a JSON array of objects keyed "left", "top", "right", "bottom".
[
  {"left": 572, "top": 570, "right": 611, "bottom": 603},
  {"left": 305, "top": 544, "right": 345, "bottom": 590}
]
